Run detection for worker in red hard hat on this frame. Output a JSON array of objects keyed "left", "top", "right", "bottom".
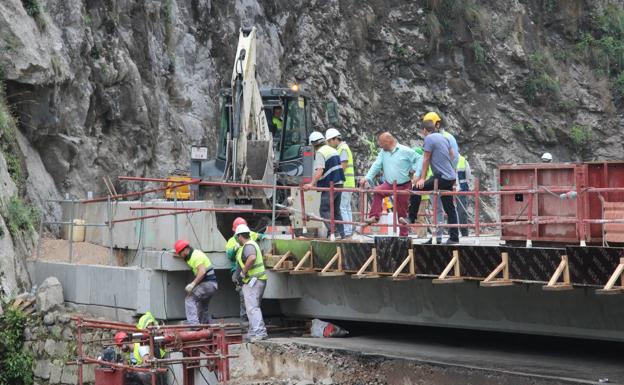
[
  {"left": 173, "top": 239, "right": 218, "bottom": 325},
  {"left": 224, "top": 217, "right": 264, "bottom": 324}
]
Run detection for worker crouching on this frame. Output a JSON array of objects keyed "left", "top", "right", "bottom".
[
  {"left": 173, "top": 240, "right": 218, "bottom": 325},
  {"left": 234, "top": 224, "right": 268, "bottom": 342}
]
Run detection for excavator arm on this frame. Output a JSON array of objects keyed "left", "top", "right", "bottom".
[{"left": 225, "top": 26, "right": 275, "bottom": 198}]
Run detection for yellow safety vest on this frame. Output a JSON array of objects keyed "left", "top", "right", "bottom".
[
  {"left": 235, "top": 240, "right": 267, "bottom": 283},
  {"left": 225, "top": 231, "right": 260, "bottom": 272},
  {"left": 336, "top": 142, "right": 355, "bottom": 188},
  {"left": 422, "top": 167, "right": 433, "bottom": 201},
  {"left": 134, "top": 312, "right": 165, "bottom": 361},
  {"left": 186, "top": 249, "right": 215, "bottom": 278},
  {"left": 272, "top": 116, "right": 283, "bottom": 129}
]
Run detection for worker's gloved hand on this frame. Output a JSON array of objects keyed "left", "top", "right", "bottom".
[
  {"left": 185, "top": 282, "right": 196, "bottom": 294},
  {"left": 237, "top": 272, "right": 246, "bottom": 286}
]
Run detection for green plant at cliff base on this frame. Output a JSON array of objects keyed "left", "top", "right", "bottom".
[
  {"left": 0, "top": 306, "right": 34, "bottom": 385},
  {"left": 4, "top": 196, "right": 40, "bottom": 238}
]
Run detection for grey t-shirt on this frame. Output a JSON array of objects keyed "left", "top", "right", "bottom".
[
  {"left": 423, "top": 133, "right": 456, "bottom": 180},
  {"left": 241, "top": 244, "right": 256, "bottom": 263}
]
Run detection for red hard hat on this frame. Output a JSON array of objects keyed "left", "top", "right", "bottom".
[
  {"left": 114, "top": 331, "right": 127, "bottom": 346},
  {"left": 174, "top": 239, "right": 190, "bottom": 255},
  {"left": 232, "top": 217, "right": 248, "bottom": 231}
]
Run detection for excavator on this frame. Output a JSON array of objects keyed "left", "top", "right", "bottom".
[{"left": 188, "top": 26, "right": 334, "bottom": 232}]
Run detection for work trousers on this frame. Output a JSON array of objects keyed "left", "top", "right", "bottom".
[
  {"left": 457, "top": 195, "right": 470, "bottom": 236},
  {"left": 368, "top": 181, "right": 411, "bottom": 236},
  {"left": 231, "top": 271, "right": 248, "bottom": 321},
  {"left": 410, "top": 177, "right": 459, "bottom": 241},
  {"left": 242, "top": 279, "right": 268, "bottom": 338},
  {"left": 320, "top": 190, "right": 344, "bottom": 237},
  {"left": 185, "top": 280, "right": 218, "bottom": 325},
  {"left": 340, "top": 191, "right": 353, "bottom": 237}
]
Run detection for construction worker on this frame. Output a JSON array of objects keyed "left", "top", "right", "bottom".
[
  {"left": 173, "top": 240, "right": 218, "bottom": 325},
  {"left": 130, "top": 312, "right": 166, "bottom": 366},
  {"left": 423, "top": 111, "right": 460, "bottom": 241},
  {"left": 225, "top": 217, "right": 263, "bottom": 323},
  {"left": 405, "top": 146, "right": 428, "bottom": 238},
  {"left": 234, "top": 224, "right": 268, "bottom": 342},
  {"left": 271, "top": 105, "right": 283, "bottom": 132},
  {"left": 325, "top": 128, "right": 355, "bottom": 237},
  {"left": 304, "top": 131, "right": 345, "bottom": 239},
  {"left": 360, "top": 131, "right": 418, "bottom": 237},
  {"left": 412, "top": 120, "right": 459, "bottom": 244},
  {"left": 541, "top": 152, "right": 553, "bottom": 163},
  {"left": 456, "top": 155, "right": 472, "bottom": 237}
]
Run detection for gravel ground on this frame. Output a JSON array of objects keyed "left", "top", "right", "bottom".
[{"left": 32, "top": 238, "right": 121, "bottom": 265}]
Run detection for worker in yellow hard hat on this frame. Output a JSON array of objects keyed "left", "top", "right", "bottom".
[{"left": 422, "top": 112, "right": 461, "bottom": 241}]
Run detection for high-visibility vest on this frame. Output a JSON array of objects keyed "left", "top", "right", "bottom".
[
  {"left": 225, "top": 231, "right": 260, "bottom": 272},
  {"left": 316, "top": 144, "right": 345, "bottom": 188},
  {"left": 336, "top": 142, "right": 355, "bottom": 188},
  {"left": 457, "top": 155, "right": 469, "bottom": 191},
  {"left": 272, "top": 116, "right": 283, "bottom": 129},
  {"left": 236, "top": 240, "right": 267, "bottom": 283},
  {"left": 422, "top": 167, "right": 433, "bottom": 201},
  {"left": 186, "top": 249, "right": 216, "bottom": 282},
  {"left": 134, "top": 312, "right": 165, "bottom": 361}
]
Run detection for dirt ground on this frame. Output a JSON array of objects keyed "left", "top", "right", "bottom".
[
  {"left": 228, "top": 339, "right": 606, "bottom": 385},
  {"left": 32, "top": 238, "right": 123, "bottom": 265}
]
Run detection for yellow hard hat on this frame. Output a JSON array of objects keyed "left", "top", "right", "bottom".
[{"left": 423, "top": 111, "right": 441, "bottom": 125}]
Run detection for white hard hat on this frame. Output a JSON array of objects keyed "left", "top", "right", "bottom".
[
  {"left": 325, "top": 128, "right": 341, "bottom": 140},
  {"left": 309, "top": 131, "right": 325, "bottom": 145},
  {"left": 234, "top": 224, "right": 251, "bottom": 235},
  {"left": 541, "top": 152, "right": 553, "bottom": 162}
]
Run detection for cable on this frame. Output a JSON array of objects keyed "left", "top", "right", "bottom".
[{"left": 160, "top": 250, "right": 169, "bottom": 320}]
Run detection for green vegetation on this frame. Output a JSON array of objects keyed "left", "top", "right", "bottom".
[
  {"left": 575, "top": 3, "right": 624, "bottom": 99},
  {"left": 0, "top": 306, "right": 34, "bottom": 385},
  {"left": 4, "top": 195, "right": 40, "bottom": 238},
  {"left": 522, "top": 53, "right": 560, "bottom": 106},
  {"left": 569, "top": 125, "right": 592, "bottom": 153},
  {"left": 360, "top": 135, "right": 379, "bottom": 161},
  {"left": 423, "top": 0, "right": 485, "bottom": 52},
  {"left": 20, "top": 0, "right": 45, "bottom": 28},
  {"left": 471, "top": 41, "right": 486, "bottom": 65},
  {"left": 0, "top": 86, "right": 26, "bottom": 190}
]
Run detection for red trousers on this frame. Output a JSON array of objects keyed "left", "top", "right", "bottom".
[{"left": 368, "top": 181, "right": 411, "bottom": 236}]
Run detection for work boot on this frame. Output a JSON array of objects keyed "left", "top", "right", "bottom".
[
  {"left": 444, "top": 238, "right": 459, "bottom": 245},
  {"left": 398, "top": 217, "right": 410, "bottom": 225},
  {"left": 460, "top": 230, "right": 469, "bottom": 237},
  {"left": 422, "top": 238, "right": 442, "bottom": 245},
  {"left": 363, "top": 216, "right": 378, "bottom": 224}
]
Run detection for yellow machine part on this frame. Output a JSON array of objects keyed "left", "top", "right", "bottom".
[{"left": 165, "top": 176, "right": 192, "bottom": 200}]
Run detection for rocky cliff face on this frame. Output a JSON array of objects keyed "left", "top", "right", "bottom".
[{"left": 1, "top": 0, "right": 623, "bottom": 293}]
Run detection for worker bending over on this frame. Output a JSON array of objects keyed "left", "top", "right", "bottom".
[
  {"left": 360, "top": 131, "right": 418, "bottom": 237},
  {"left": 325, "top": 128, "right": 355, "bottom": 238},
  {"left": 234, "top": 224, "right": 268, "bottom": 342},
  {"left": 305, "top": 131, "right": 345, "bottom": 239},
  {"left": 225, "top": 217, "right": 263, "bottom": 323},
  {"left": 173, "top": 240, "right": 218, "bottom": 325},
  {"left": 411, "top": 121, "right": 459, "bottom": 244}
]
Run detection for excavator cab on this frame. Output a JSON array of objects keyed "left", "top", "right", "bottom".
[{"left": 214, "top": 87, "right": 314, "bottom": 185}]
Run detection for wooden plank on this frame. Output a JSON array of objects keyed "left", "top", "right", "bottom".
[
  {"left": 480, "top": 252, "right": 513, "bottom": 287},
  {"left": 543, "top": 255, "right": 572, "bottom": 291}
]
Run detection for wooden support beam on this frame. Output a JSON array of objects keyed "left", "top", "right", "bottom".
[
  {"left": 480, "top": 252, "right": 513, "bottom": 287},
  {"left": 271, "top": 251, "right": 293, "bottom": 272},
  {"left": 352, "top": 248, "right": 379, "bottom": 279},
  {"left": 318, "top": 248, "right": 345, "bottom": 276},
  {"left": 391, "top": 249, "right": 416, "bottom": 281},
  {"left": 596, "top": 257, "right": 624, "bottom": 295},
  {"left": 290, "top": 250, "right": 316, "bottom": 275},
  {"left": 543, "top": 255, "right": 572, "bottom": 291},
  {"left": 433, "top": 250, "right": 464, "bottom": 284}
]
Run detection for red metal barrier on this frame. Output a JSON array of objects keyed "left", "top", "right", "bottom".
[
  {"left": 69, "top": 317, "right": 242, "bottom": 385},
  {"left": 109, "top": 169, "right": 624, "bottom": 244}
]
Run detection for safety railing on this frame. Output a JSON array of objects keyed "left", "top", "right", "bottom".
[{"left": 105, "top": 176, "right": 624, "bottom": 246}]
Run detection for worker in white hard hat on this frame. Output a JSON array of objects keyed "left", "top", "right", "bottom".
[
  {"left": 305, "top": 131, "right": 346, "bottom": 239},
  {"left": 541, "top": 152, "right": 553, "bottom": 163},
  {"left": 325, "top": 128, "right": 355, "bottom": 238},
  {"left": 234, "top": 224, "right": 268, "bottom": 342}
]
